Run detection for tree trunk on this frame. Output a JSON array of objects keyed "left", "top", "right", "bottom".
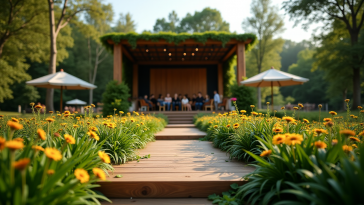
[
  {"left": 0, "top": 35, "right": 9, "bottom": 59},
  {"left": 46, "top": 0, "right": 57, "bottom": 111},
  {"left": 350, "top": 30, "right": 361, "bottom": 108}
]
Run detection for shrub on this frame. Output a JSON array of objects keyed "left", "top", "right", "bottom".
[
  {"left": 102, "top": 81, "right": 130, "bottom": 115},
  {"left": 230, "top": 84, "right": 256, "bottom": 113}
]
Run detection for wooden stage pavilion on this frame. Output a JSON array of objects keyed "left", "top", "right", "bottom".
[{"left": 101, "top": 33, "right": 256, "bottom": 100}]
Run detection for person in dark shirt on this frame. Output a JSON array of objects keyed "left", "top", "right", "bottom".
[
  {"left": 172, "top": 93, "right": 181, "bottom": 111},
  {"left": 150, "top": 94, "right": 158, "bottom": 110},
  {"left": 144, "top": 95, "right": 152, "bottom": 110},
  {"left": 195, "top": 92, "right": 205, "bottom": 110},
  {"left": 191, "top": 94, "right": 197, "bottom": 110}
]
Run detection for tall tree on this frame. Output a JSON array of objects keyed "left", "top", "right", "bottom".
[
  {"left": 283, "top": 0, "right": 364, "bottom": 107},
  {"left": 243, "top": 0, "right": 285, "bottom": 108},
  {"left": 81, "top": 3, "right": 113, "bottom": 104},
  {"left": 0, "top": 0, "right": 48, "bottom": 102},
  {"left": 153, "top": 11, "right": 179, "bottom": 33},
  {"left": 114, "top": 13, "right": 136, "bottom": 33},
  {"left": 179, "top": 8, "right": 230, "bottom": 33},
  {"left": 46, "top": 0, "right": 103, "bottom": 111},
  {"left": 280, "top": 40, "right": 314, "bottom": 72}
]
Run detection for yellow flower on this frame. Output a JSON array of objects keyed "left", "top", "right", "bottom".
[
  {"left": 37, "top": 129, "right": 46, "bottom": 140},
  {"left": 272, "top": 127, "right": 283, "bottom": 133},
  {"left": 87, "top": 131, "right": 99, "bottom": 141},
  {"left": 342, "top": 145, "right": 353, "bottom": 153},
  {"left": 358, "top": 106, "right": 363, "bottom": 109},
  {"left": 240, "top": 110, "right": 246, "bottom": 113},
  {"left": 323, "top": 118, "right": 332, "bottom": 122},
  {"left": 339, "top": 130, "right": 356, "bottom": 136},
  {"left": 34, "top": 105, "right": 42, "bottom": 109},
  {"left": 64, "top": 134, "right": 75, "bottom": 144},
  {"left": 226, "top": 124, "right": 231, "bottom": 128},
  {"left": 281, "top": 107, "right": 285, "bottom": 110},
  {"left": 92, "top": 168, "right": 106, "bottom": 180},
  {"left": 45, "top": 148, "right": 62, "bottom": 161},
  {"left": 6, "top": 140, "right": 24, "bottom": 150},
  {"left": 293, "top": 107, "right": 298, "bottom": 110},
  {"left": 251, "top": 112, "right": 258, "bottom": 116},
  {"left": 30, "top": 102, "right": 35, "bottom": 107},
  {"left": 345, "top": 99, "right": 350, "bottom": 103},
  {"left": 213, "top": 125, "right": 218, "bottom": 128},
  {"left": 47, "top": 169, "right": 55, "bottom": 175},
  {"left": 64, "top": 111, "right": 70, "bottom": 115},
  {"left": 32, "top": 145, "right": 44, "bottom": 152},
  {"left": 7, "top": 121, "right": 23, "bottom": 130},
  {"left": 74, "top": 168, "right": 90, "bottom": 183},
  {"left": 250, "top": 105, "right": 255, "bottom": 108},
  {"left": 11, "top": 118, "right": 19, "bottom": 122},
  {"left": 298, "top": 103, "right": 303, "bottom": 108},
  {"left": 349, "top": 137, "right": 360, "bottom": 142},
  {"left": 352, "top": 144, "right": 358, "bottom": 149},
  {"left": 284, "top": 134, "right": 303, "bottom": 145},
  {"left": 329, "top": 111, "right": 337, "bottom": 116},
  {"left": 324, "top": 121, "right": 334, "bottom": 127},
  {"left": 260, "top": 150, "right": 272, "bottom": 157},
  {"left": 233, "top": 123, "right": 239, "bottom": 129},
  {"left": 14, "top": 138, "right": 24, "bottom": 142},
  {"left": 358, "top": 131, "right": 364, "bottom": 136},
  {"left": 303, "top": 119, "right": 309, "bottom": 123},
  {"left": 46, "top": 118, "right": 55, "bottom": 122},
  {"left": 314, "top": 141, "right": 327, "bottom": 149},
  {"left": 13, "top": 158, "right": 30, "bottom": 170},
  {"left": 91, "top": 104, "right": 95, "bottom": 107},
  {"left": 282, "top": 117, "right": 295, "bottom": 123},
  {"left": 314, "top": 128, "right": 328, "bottom": 135},
  {"left": 98, "top": 151, "right": 111, "bottom": 163},
  {"left": 272, "top": 134, "right": 286, "bottom": 145}
]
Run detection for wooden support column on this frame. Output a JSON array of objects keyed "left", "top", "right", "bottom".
[
  {"left": 132, "top": 64, "right": 138, "bottom": 99},
  {"left": 113, "top": 44, "right": 122, "bottom": 83},
  {"left": 218, "top": 63, "right": 223, "bottom": 96},
  {"left": 236, "top": 43, "right": 246, "bottom": 84}
]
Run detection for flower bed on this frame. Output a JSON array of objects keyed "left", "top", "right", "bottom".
[
  {"left": 195, "top": 102, "right": 364, "bottom": 204},
  {"left": 0, "top": 105, "right": 166, "bottom": 204}
]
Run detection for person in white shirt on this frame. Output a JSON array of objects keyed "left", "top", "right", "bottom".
[
  {"left": 213, "top": 90, "right": 220, "bottom": 111},
  {"left": 164, "top": 93, "right": 172, "bottom": 111},
  {"left": 182, "top": 95, "right": 192, "bottom": 111}
]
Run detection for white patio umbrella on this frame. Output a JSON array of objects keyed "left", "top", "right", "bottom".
[
  {"left": 241, "top": 67, "right": 309, "bottom": 109},
  {"left": 66, "top": 99, "right": 87, "bottom": 105},
  {"left": 26, "top": 69, "right": 96, "bottom": 112}
]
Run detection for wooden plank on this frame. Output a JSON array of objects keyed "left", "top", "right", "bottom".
[
  {"left": 115, "top": 162, "right": 245, "bottom": 167},
  {"left": 236, "top": 43, "right": 246, "bottom": 84},
  {"left": 121, "top": 45, "right": 135, "bottom": 62},
  {"left": 218, "top": 63, "right": 223, "bottom": 96},
  {"left": 138, "top": 61, "right": 219, "bottom": 65},
  {"left": 111, "top": 166, "right": 248, "bottom": 173},
  {"left": 102, "top": 198, "right": 211, "bottom": 205},
  {"left": 132, "top": 64, "right": 138, "bottom": 99},
  {"left": 96, "top": 181, "right": 248, "bottom": 198},
  {"left": 113, "top": 44, "right": 122, "bottom": 83},
  {"left": 221, "top": 45, "right": 237, "bottom": 62}
]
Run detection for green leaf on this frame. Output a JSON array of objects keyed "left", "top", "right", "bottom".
[{"left": 115, "top": 174, "right": 123, "bottom": 178}]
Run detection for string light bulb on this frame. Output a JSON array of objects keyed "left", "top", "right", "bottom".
[
  {"left": 146, "top": 49, "right": 149, "bottom": 52},
  {"left": 169, "top": 53, "right": 172, "bottom": 56},
  {"left": 192, "top": 53, "right": 195, "bottom": 56},
  {"left": 183, "top": 53, "right": 186, "bottom": 56}
]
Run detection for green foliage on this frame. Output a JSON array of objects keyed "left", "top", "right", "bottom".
[
  {"left": 113, "top": 13, "right": 136, "bottom": 33},
  {"left": 100, "top": 31, "right": 257, "bottom": 52},
  {"left": 280, "top": 40, "right": 314, "bottom": 72},
  {"left": 153, "top": 11, "right": 180, "bottom": 33},
  {"left": 208, "top": 183, "right": 241, "bottom": 205},
  {"left": 223, "top": 55, "right": 237, "bottom": 97},
  {"left": 230, "top": 84, "right": 256, "bottom": 112},
  {"left": 102, "top": 81, "right": 130, "bottom": 115}
]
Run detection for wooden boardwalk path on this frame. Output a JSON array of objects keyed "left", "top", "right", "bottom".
[{"left": 98, "top": 112, "right": 254, "bottom": 204}]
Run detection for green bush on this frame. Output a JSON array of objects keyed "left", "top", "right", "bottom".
[
  {"left": 230, "top": 84, "right": 256, "bottom": 113},
  {"left": 102, "top": 81, "right": 130, "bottom": 115}
]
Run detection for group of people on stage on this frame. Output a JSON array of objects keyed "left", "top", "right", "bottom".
[{"left": 143, "top": 91, "right": 221, "bottom": 111}]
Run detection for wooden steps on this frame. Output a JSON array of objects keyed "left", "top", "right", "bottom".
[
  {"left": 96, "top": 140, "right": 254, "bottom": 198},
  {"left": 166, "top": 124, "right": 196, "bottom": 128},
  {"left": 144, "top": 111, "right": 214, "bottom": 124},
  {"left": 154, "top": 128, "right": 206, "bottom": 140}
]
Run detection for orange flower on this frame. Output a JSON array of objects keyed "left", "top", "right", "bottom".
[
  {"left": 324, "top": 121, "right": 334, "bottom": 127},
  {"left": 329, "top": 111, "right": 337, "bottom": 116},
  {"left": 226, "top": 124, "right": 231, "bottom": 128},
  {"left": 314, "top": 141, "right": 327, "bottom": 149},
  {"left": 272, "top": 127, "right": 283, "bottom": 133},
  {"left": 342, "top": 145, "right": 353, "bottom": 153},
  {"left": 358, "top": 131, "right": 364, "bottom": 136},
  {"left": 6, "top": 140, "right": 24, "bottom": 150},
  {"left": 260, "top": 150, "right": 272, "bottom": 157},
  {"left": 46, "top": 118, "right": 55, "bottom": 122},
  {"left": 11, "top": 118, "right": 19, "bottom": 122},
  {"left": 37, "top": 129, "right": 46, "bottom": 140},
  {"left": 272, "top": 134, "right": 286, "bottom": 145},
  {"left": 44, "top": 148, "right": 62, "bottom": 161},
  {"left": 34, "top": 105, "right": 42, "bottom": 109},
  {"left": 14, "top": 138, "right": 24, "bottom": 142},
  {"left": 47, "top": 169, "right": 55, "bottom": 175},
  {"left": 0, "top": 137, "right": 5, "bottom": 150},
  {"left": 314, "top": 129, "right": 328, "bottom": 135},
  {"left": 340, "top": 130, "right": 356, "bottom": 137},
  {"left": 7, "top": 121, "right": 23, "bottom": 130},
  {"left": 13, "top": 158, "right": 30, "bottom": 170},
  {"left": 282, "top": 117, "right": 295, "bottom": 123},
  {"left": 284, "top": 134, "right": 303, "bottom": 145},
  {"left": 345, "top": 99, "right": 350, "bottom": 103},
  {"left": 332, "top": 139, "right": 338, "bottom": 146},
  {"left": 349, "top": 137, "right": 360, "bottom": 142},
  {"left": 92, "top": 168, "right": 106, "bottom": 180},
  {"left": 303, "top": 119, "right": 309, "bottom": 123},
  {"left": 323, "top": 118, "right": 332, "bottom": 122},
  {"left": 64, "top": 134, "right": 75, "bottom": 144},
  {"left": 74, "top": 168, "right": 90, "bottom": 183},
  {"left": 98, "top": 151, "right": 111, "bottom": 163},
  {"left": 298, "top": 103, "right": 304, "bottom": 108},
  {"left": 251, "top": 112, "right": 258, "bottom": 116},
  {"left": 32, "top": 145, "right": 44, "bottom": 152}
]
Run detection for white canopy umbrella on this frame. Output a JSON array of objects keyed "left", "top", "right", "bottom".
[
  {"left": 26, "top": 69, "right": 96, "bottom": 112},
  {"left": 66, "top": 99, "right": 87, "bottom": 105},
  {"left": 241, "top": 67, "right": 309, "bottom": 109}
]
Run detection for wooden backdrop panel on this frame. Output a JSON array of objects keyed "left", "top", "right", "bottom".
[{"left": 150, "top": 68, "right": 207, "bottom": 97}]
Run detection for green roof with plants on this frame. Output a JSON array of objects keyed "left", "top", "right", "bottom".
[{"left": 100, "top": 31, "right": 257, "bottom": 52}]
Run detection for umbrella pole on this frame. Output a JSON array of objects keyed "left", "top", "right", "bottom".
[
  {"left": 60, "top": 86, "right": 63, "bottom": 113},
  {"left": 271, "top": 82, "right": 273, "bottom": 111}
]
